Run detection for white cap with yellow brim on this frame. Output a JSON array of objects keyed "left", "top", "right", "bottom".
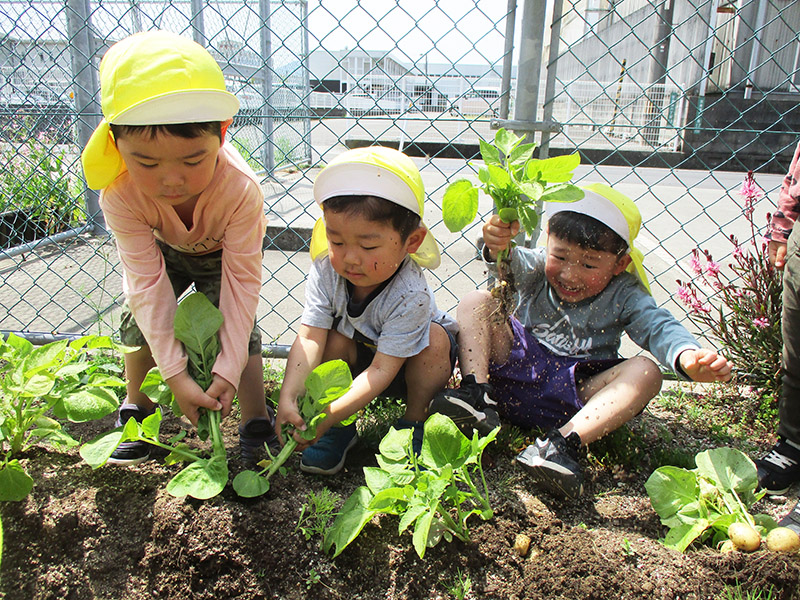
[
  {"left": 310, "top": 146, "right": 441, "bottom": 269},
  {"left": 81, "top": 30, "right": 240, "bottom": 190},
  {"left": 546, "top": 182, "right": 651, "bottom": 293}
]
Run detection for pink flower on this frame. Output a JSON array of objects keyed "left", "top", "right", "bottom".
[
  {"left": 689, "top": 256, "right": 702, "bottom": 275},
  {"left": 705, "top": 260, "right": 720, "bottom": 276},
  {"left": 753, "top": 317, "right": 769, "bottom": 328},
  {"left": 739, "top": 171, "right": 762, "bottom": 218},
  {"left": 677, "top": 285, "right": 692, "bottom": 304}
]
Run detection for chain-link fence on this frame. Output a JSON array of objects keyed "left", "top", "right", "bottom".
[{"left": 0, "top": 0, "right": 797, "bottom": 359}]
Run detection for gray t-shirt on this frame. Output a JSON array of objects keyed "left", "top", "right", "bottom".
[
  {"left": 487, "top": 245, "right": 699, "bottom": 374},
  {"left": 302, "top": 255, "right": 458, "bottom": 358}
]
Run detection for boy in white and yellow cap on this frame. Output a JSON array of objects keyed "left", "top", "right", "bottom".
[
  {"left": 431, "top": 183, "right": 733, "bottom": 499},
  {"left": 81, "top": 30, "right": 278, "bottom": 465},
  {"left": 276, "top": 146, "right": 460, "bottom": 475}
]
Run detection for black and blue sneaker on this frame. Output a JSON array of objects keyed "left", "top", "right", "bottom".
[
  {"left": 516, "top": 429, "right": 584, "bottom": 500},
  {"left": 239, "top": 405, "right": 281, "bottom": 467},
  {"left": 107, "top": 403, "right": 153, "bottom": 466},
  {"left": 300, "top": 422, "right": 358, "bottom": 475}
]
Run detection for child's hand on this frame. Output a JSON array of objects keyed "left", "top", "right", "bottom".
[
  {"left": 482, "top": 214, "right": 520, "bottom": 260},
  {"left": 276, "top": 399, "right": 307, "bottom": 449},
  {"left": 205, "top": 375, "right": 235, "bottom": 419},
  {"left": 768, "top": 240, "right": 788, "bottom": 269},
  {"left": 166, "top": 370, "right": 223, "bottom": 426},
  {"left": 679, "top": 348, "right": 733, "bottom": 383}
]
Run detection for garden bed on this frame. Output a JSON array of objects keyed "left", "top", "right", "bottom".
[{"left": 1, "top": 381, "right": 799, "bottom": 600}]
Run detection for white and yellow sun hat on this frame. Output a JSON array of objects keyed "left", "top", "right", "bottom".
[
  {"left": 546, "top": 182, "right": 651, "bottom": 293},
  {"left": 310, "top": 146, "right": 441, "bottom": 269},
  {"left": 81, "top": 30, "right": 240, "bottom": 190}
]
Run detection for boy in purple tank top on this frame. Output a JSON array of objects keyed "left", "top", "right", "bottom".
[{"left": 430, "top": 183, "right": 732, "bottom": 499}]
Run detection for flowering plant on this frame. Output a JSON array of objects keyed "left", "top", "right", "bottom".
[{"left": 676, "top": 172, "right": 783, "bottom": 396}]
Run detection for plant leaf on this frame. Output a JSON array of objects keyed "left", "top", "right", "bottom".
[
  {"left": 442, "top": 179, "right": 479, "bottom": 233},
  {"left": 694, "top": 447, "right": 757, "bottom": 494},
  {"left": 479, "top": 138, "right": 501, "bottom": 166},
  {"left": 663, "top": 518, "right": 710, "bottom": 552},
  {"left": 167, "top": 455, "right": 228, "bottom": 500},
  {"left": 232, "top": 470, "right": 271, "bottom": 498},
  {"left": 324, "top": 486, "right": 377, "bottom": 558},
  {"left": 0, "top": 460, "right": 34, "bottom": 501},
  {"left": 304, "top": 359, "right": 353, "bottom": 406},
  {"left": 79, "top": 430, "right": 125, "bottom": 468},
  {"left": 379, "top": 427, "right": 413, "bottom": 462},
  {"left": 645, "top": 465, "right": 699, "bottom": 521},
  {"left": 53, "top": 387, "right": 119, "bottom": 422},
  {"left": 540, "top": 183, "right": 585, "bottom": 204},
  {"left": 172, "top": 292, "right": 224, "bottom": 355},
  {"left": 412, "top": 506, "right": 436, "bottom": 558},
  {"left": 525, "top": 152, "right": 581, "bottom": 183}
]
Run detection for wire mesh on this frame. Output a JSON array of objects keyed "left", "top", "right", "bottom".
[{"left": 0, "top": 0, "right": 797, "bottom": 358}]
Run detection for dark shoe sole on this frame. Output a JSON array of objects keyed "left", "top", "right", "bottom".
[
  {"left": 516, "top": 449, "right": 584, "bottom": 500},
  {"left": 107, "top": 442, "right": 151, "bottom": 466}
]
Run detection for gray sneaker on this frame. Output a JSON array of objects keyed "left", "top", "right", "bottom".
[
  {"left": 778, "top": 499, "right": 800, "bottom": 536},
  {"left": 516, "top": 429, "right": 583, "bottom": 500},
  {"left": 107, "top": 403, "right": 153, "bottom": 466}
]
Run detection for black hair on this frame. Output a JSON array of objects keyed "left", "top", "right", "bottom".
[
  {"left": 110, "top": 121, "right": 223, "bottom": 142},
  {"left": 547, "top": 211, "right": 628, "bottom": 256},
  {"left": 322, "top": 195, "right": 421, "bottom": 241}
]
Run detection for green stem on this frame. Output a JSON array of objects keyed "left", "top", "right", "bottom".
[
  {"left": 138, "top": 437, "right": 200, "bottom": 463},
  {"left": 439, "top": 506, "right": 470, "bottom": 543},
  {"left": 263, "top": 439, "right": 298, "bottom": 480}
]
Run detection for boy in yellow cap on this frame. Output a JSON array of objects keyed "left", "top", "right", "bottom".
[
  {"left": 276, "top": 146, "right": 459, "bottom": 474},
  {"left": 431, "top": 183, "right": 732, "bottom": 499},
  {"left": 81, "top": 30, "right": 278, "bottom": 465}
]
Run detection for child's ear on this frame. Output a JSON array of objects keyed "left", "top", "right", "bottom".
[
  {"left": 220, "top": 118, "right": 233, "bottom": 144},
  {"left": 614, "top": 253, "right": 632, "bottom": 275},
  {"left": 405, "top": 225, "right": 427, "bottom": 254}
]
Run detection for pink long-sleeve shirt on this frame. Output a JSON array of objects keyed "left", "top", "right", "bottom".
[
  {"left": 768, "top": 140, "right": 800, "bottom": 243},
  {"left": 100, "top": 144, "right": 266, "bottom": 389}
]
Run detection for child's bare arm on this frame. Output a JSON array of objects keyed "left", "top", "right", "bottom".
[
  {"left": 276, "top": 324, "right": 329, "bottom": 440},
  {"left": 678, "top": 348, "right": 733, "bottom": 383},
  {"left": 166, "top": 370, "right": 224, "bottom": 425},
  {"left": 482, "top": 214, "right": 521, "bottom": 260}
]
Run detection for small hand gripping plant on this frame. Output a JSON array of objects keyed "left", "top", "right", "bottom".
[
  {"left": 232, "top": 359, "right": 353, "bottom": 498},
  {"left": 323, "top": 413, "right": 498, "bottom": 559},
  {"left": 441, "top": 128, "right": 583, "bottom": 317}
]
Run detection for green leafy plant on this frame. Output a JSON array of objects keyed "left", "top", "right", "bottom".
[
  {"left": 441, "top": 128, "right": 583, "bottom": 315},
  {"left": 81, "top": 292, "right": 230, "bottom": 500},
  {"left": 447, "top": 568, "right": 472, "bottom": 600},
  {"left": 676, "top": 172, "right": 782, "bottom": 398},
  {"left": 232, "top": 359, "right": 353, "bottom": 498},
  {"left": 295, "top": 487, "right": 342, "bottom": 544},
  {"left": 645, "top": 447, "right": 777, "bottom": 552},
  {"left": 323, "top": 413, "right": 497, "bottom": 559},
  {"left": 0, "top": 334, "right": 123, "bottom": 501}
]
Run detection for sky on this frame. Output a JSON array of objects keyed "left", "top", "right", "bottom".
[{"left": 305, "top": 0, "right": 527, "bottom": 67}]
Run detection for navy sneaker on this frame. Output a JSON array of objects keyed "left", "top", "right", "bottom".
[
  {"left": 300, "top": 423, "right": 358, "bottom": 475},
  {"left": 756, "top": 437, "right": 800, "bottom": 495},
  {"left": 107, "top": 403, "right": 153, "bottom": 466},
  {"left": 395, "top": 417, "right": 424, "bottom": 455},
  {"left": 239, "top": 405, "right": 281, "bottom": 467},
  {"left": 429, "top": 374, "right": 500, "bottom": 436},
  {"left": 778, "top": 500, "right": 800, "bottom": 536},
  {"left": 516, "top": 429, "right": 584, "bottom": 500}
]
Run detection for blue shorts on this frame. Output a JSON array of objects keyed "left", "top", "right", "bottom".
[{"left": 488, "top": 316, "right": 622, "bottom": 430}]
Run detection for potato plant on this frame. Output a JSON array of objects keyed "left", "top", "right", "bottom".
[
  {"left": 645, "top": 447, "right": 779, "bottom": 552},
  {"left": 0, "top": 333, "right": 124, "bottom": 501},
  {"left": 81, "top": 292, "right": 230, "bottom": 500},
  {"left": 441, "top": 128, "right": 583, "bottom": 317},
  {"left": 323, "top": 413, "right": 497, "bottom": 559}
]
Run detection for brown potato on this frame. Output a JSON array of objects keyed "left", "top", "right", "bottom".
[
  {"left": 765, "top": 527, "right": 800, "bottom": 553},
  {"left": 727, "top": 522, "right": 761, "bottom": 552}
]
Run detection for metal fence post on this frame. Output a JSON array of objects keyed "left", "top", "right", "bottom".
[
  {"left": 512, "top": 0, "right": 546, "bottom": 145},
  {"left": 259, "top": 0, "right": 275, "bottom": 173},
  {"left": 190, "top": 0, "right": 207, "bottom": 46},
  {"left": 66, "top": 0, "right": 105, "bottom": 234},
  {"left": 498, "top": 0, "right": 517, "bottom": 121}
]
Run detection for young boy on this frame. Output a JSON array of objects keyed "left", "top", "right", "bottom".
[
  {"left": 431, "top": 183, "right": 732, "bottom": 499},
  {"left": 80, "top": 31, "right": 278, "bottom": 465},
  {"left": 276, "top": 146, "right": 458, "bottom": 475}
]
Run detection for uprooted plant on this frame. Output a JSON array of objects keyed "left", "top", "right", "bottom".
[
  {"left": 232, "top": 359, "right": 353, "bottom": 498},
  {"left": 323, "top": 413, "right": 497, "bottom": 559},
  {"left": 645, "top": 447, "right": 779, "bottom": 553},
  {"left": 81, "top": 292, "right": 231, "bottom": 500},
  {"left": 441, "top": 127, "right": 583, "bottom": 317},
  {"left": 0, "top": 334, "right": 124, "bottom": 501}
]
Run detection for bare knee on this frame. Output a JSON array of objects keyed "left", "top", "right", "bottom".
[
  {"left": 456, "top": 289, "right": 497, "bottom": 320},
  {"left": 627, "top": 355, "right": 663, "bottom": 398}
]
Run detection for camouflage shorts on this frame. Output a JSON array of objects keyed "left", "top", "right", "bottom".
[{"left": 118, "top": 240, "right": 262, "bottom": 355}]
